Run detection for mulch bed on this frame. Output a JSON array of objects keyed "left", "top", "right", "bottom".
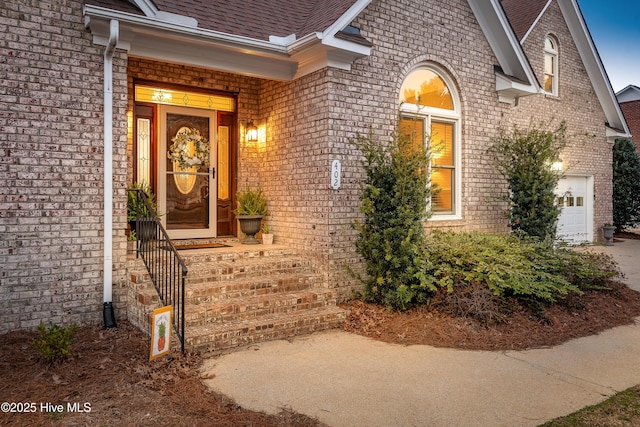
[
  {"left": 0, "top": 322, "right": 324, "bottom": 427},
  {"left": 3, "top": 231, "right": 640, "bottom": 424},
  {"left": 340, "top": 280, "right": 640, "bottom": 351}
]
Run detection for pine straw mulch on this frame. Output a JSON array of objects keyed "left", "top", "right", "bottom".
[
  {"left": 340, "top": 280, "right": 640, "bottom": 351},
  {"left": 0, "top": 322, "right": 324, "bottom": 427},
  {"left": 340, "top": 233, "right": 640, "bottom": 351},
  {"left": 3, "top": 233, "right": 640, "bottom": 425}
]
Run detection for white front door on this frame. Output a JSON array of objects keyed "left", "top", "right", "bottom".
[
  {"left": 556, "top": 176, "right": 593, "bottom": 244},
  {"left": 158, "top": 105, "right": 217, "bottom": 239}
]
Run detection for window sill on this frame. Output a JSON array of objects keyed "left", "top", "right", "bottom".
[{"left": 428, "top": 214, "right": 462, "bottom": 222}]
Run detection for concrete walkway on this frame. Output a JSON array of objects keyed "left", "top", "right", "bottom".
[{"left": 201, "top": 238, "right": 640, "bottom": 427}]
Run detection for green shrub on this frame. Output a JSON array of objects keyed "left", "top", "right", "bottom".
[
  {"left": 234, "top": 186, "right": 268, "bottom": 216},
  {"left": 613, "top": 138, "right": 640, "bottom": 231},
  {"left": 417, "top": 231, "right": 619, "bottom": 323},
  {"left": 127, "top": 181, "right": 160, "bottom": 221},
  {"left": 33, "top": 322, "right": 78, "bottom": 364},
  {"left": 351, "top": 127, "right": 432, "bottom": 310},
  {"left": 488, "top": 121, "right": 567, "bottom": 240},
  {"left": 420, "top": 231, "right": 580, "bottom": 301}
]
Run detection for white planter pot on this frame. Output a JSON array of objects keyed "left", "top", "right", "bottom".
[{"left": 262, "top": 233, "right": 274, "bottom": 245}]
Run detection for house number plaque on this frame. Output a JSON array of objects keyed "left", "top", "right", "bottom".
[{"left": 331, "top": 160, "right": 341, "bottom": 190}]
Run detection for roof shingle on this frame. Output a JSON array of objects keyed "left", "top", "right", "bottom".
[
  {"left": 500, "top": 0, "right": 548, "bottom": 41},
  {"left": 86, "top": 0, "right": 360, "bottom": 41}
]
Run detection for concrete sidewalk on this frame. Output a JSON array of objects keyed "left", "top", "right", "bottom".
[{"left": 201, "top": 238, "right": 640, "bottom": 427}]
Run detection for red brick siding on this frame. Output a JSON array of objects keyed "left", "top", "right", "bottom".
[{"left": 620, "top": 100, "right": 640, "bottom": 148}]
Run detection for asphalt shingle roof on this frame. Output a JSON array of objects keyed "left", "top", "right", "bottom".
[
  {"left": 86, "top": 0, "right": 359, "bottom": 41},
  {"left": 500, "top": 0, "right": 549, "bottom": 41}
]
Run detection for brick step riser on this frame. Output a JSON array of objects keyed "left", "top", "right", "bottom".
[
  {"left": 180, "top": 247, "right": 299, "bottom": 263},
  {"left": 185, "top": 292, "right": 337, "bottom": 326},
  {"left": 185, "top": 262, "right": 314, "bottom": 284},
  {"left": 136, "top": 277, "right": 322, "bottom": 307},
  {"left": 185, "top": 275, "right": 322, "bottom": 304},
  {"left": 187, "top": 310, "right": 346, "bottom": 355}
]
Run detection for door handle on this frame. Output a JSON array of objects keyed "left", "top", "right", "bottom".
[{"left": 211, "top": 167, "right": 216, "bottom": 179}]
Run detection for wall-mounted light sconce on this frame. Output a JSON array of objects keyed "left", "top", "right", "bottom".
[
  {"left": 246, "top": 120, "right": 258, "bottom": 142},
  {"left": 551, "top": 158, "right": 563, "bottom": 171}
]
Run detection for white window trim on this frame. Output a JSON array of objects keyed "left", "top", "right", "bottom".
[
  {"left": 429, "top": 117, "right": 462, "bottom": 221},
  {"left": 544, "top": 35, "right": 559, "bottom": 96},
  {"left": 399, "top": 64, "right": 462, "bottom": 220}
]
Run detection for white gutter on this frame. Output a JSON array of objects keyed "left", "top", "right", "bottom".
[
  {"left": 103, "top": 19, "right": 118, "bottom": 316},
  {"left": 85, "top": 5, "right": 289, "bottom": 56}
]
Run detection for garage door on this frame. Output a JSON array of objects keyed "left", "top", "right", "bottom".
[{"left": 555, "top": 176, "right": 592, "bottom": 244}]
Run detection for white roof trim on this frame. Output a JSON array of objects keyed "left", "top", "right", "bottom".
[
  {"left": 496, "top": 72, "right": 538, "bottom": 103},
  {"left": 466, "top": 0, "right": 540, "bottom": 102},
  {"left": 128, "top": 0, "right": 198, "bottom": 27},
  {"left": 320, "top": 0, "right": 372, "bottom": 40},
  {"left": 521, "top": 0, "right": 553, "bottom": 43},
  {"left": 617, "top": 85, "right": 640, "bottom": 103},
  {"left": 557, "top": 0, "right": 630, "bottom": 135},
  {"left": 84, "top": 3, "right": 371, "bottom": 81},
  {"left": 128, "top": 0, "right": 157, "bottom": 17},
  {"left": 606, "top": 126, "right": 629, "bottom": 143}
]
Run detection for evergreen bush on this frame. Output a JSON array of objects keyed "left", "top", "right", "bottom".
[
  {"left": 33, "top": 322, "right": 78, "bottom": 364},
  {"left": 488, "top": 121, "right": 567, "bottom": 240},
  {"left": 420, "top": 231, "right": 619, "bottom": 323},
  {"left": 351, "top": 126, "right": 432, "bottom": 310},
  {"left": 613, "top": 138, "right": 640, "bottom": 231}
]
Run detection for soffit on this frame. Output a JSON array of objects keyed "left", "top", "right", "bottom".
[{"left": 84, "top": 0, "right": 372, "bottom": 81}]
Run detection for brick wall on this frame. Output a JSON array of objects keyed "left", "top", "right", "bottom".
[
  {"left": 514, "top": 0, "right": 613, "bottom": 235},
  {"left": 620, "top": 100, "right": 640, "bottom": 147},
  {"left": 0, "top": 0, "right": 128, "bottom": 332},
  {"left": 256, "top": 72, "right": 333, "bottom": 274},
  {"left": 0, "top": 0, "right": 618, "bottom": 329},
  {"left": 324, "top": 0, "right": 515, "bottom": 297}
]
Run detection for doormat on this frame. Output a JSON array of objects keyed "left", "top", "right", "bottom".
[{"left": 175, "top": 243, "right": 230, "bottom": 250}]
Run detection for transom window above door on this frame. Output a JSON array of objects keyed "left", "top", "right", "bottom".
[
  {"left": 399, "top": 65, "right": 461, "bottom": 219},
  {"left": 135, "top": 85, "right": 235, "bottom": 112}
]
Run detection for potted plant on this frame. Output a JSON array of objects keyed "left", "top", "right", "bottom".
[
  {"left": 234, "top": 186, "right": 268, "bottom": 244},
  {"left": 262, "top": 224, "right": 274, "bottom": 245},
  {"left": 127, "top": 182, "right": 161, "bottom": 241},
  {"left": 602, "top": 223, "right": 616, "bottom": 246}
]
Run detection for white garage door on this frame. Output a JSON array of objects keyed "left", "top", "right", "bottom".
[{"left": 555, "top": 176, "right": 592, "bottom": 244}]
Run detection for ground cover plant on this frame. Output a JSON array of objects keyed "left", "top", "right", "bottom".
[{"left": 417, "top": 230, "right": 619, "bottom": 324}]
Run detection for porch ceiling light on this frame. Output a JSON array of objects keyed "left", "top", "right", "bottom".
[{"left": 246, "top": 120, "right": 258, "bottom": 142}]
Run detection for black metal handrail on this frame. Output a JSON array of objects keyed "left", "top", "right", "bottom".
[{"left": 128, "top": 189, "right": 188, "bottom": 354}]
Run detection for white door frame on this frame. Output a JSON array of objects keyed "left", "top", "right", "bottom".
[
  {"left": 556, "top": 174, "right": 594, "bottom": 243},
  {"left": 158, "top": 105, "right": 217, "bottom": 239}
]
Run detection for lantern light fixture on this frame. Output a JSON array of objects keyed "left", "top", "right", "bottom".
[{"left": 246, "top": 120, "right": 258, "bottom": 142}]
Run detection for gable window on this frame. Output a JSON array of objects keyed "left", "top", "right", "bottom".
[
  {"left": 399, "top": 66, "right": 461, "bottom": 219},
  {"left": 544, "top": 36, "right": 558, "bottom": 95}
]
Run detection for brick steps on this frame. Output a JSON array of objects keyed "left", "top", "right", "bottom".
[
  {"left": 186, "top": 289, "right": 337, "bottom": 325},
  {"left": 184, "top": 256, "right": 314, "bottom": 283},
  {"left": 185, "top": 272, "right": 321, "bottom": 302},
  {"left": 186, "top": 305, "right": 347, "bottom": 356},
  {"left": 128, "top": 243, "right": 346, "bottom": 354}
]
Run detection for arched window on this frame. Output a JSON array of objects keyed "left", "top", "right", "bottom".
[
  {"left": 544, "top": 36, "right": 558, "bottom": 95},
  {"left": 399, "top": 66, "right": 461, "bottom": 218}
]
